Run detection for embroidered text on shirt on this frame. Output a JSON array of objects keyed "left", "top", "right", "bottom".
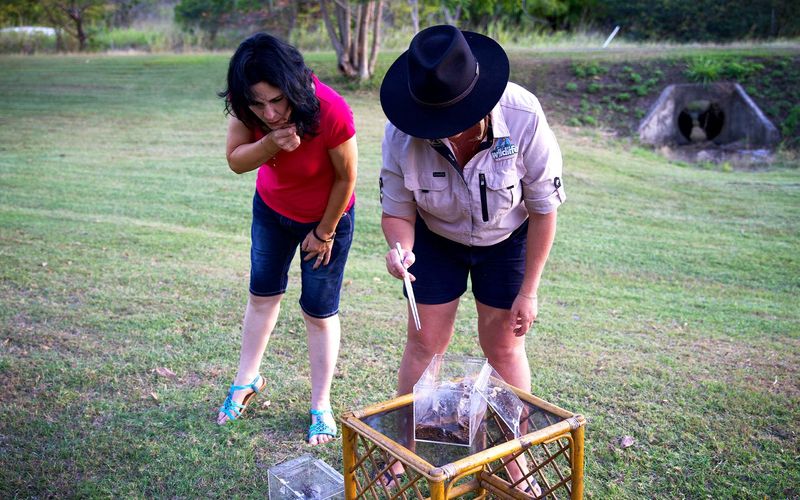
[{"left": 491, "top": 137, "right": 518, "bottom": 160}]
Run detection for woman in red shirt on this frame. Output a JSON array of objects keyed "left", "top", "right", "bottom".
[{"left": 216, "top": 33, "right": 357, "bottom": 447}]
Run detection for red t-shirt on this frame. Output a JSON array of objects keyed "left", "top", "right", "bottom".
[{"left": 254, "top": 75, "right": 356, "bottom": 223}]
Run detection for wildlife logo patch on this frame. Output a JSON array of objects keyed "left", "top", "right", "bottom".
[{"left": 491, "top": 137, "right": 518, "bottom": 160}]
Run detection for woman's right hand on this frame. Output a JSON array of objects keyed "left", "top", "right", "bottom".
[
  {"left": 386, "top": 246, "right": 416, "bottom": 282},
  {"left": 266, "top": 124, "right": 300, "bottom": 152}
]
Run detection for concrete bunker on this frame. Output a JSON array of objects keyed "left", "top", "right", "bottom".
[{"left": 638, "top": 83, "right": 780, "bottom": 165}]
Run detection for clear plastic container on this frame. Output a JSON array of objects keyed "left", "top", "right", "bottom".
[
  {"left": 267, "top": 454, "right": 344, "bottom": 500},
  {"left": 413, "top": 354, "right": 525, "bottom": 447},
  {"left": 477, "top": 371, "right": 524, "bottom": 440}
]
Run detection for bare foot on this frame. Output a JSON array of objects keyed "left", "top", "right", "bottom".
[{"left": 308, "top": 434, "right": 334, "bottom": 445}]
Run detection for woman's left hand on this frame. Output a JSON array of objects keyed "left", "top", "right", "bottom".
[{"left": 301, "top": 231, "right": 333, "bottom": 269}]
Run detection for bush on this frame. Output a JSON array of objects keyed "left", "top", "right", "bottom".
[
  {"left": 685, "top": 57, "right": 767, "bottom": 83},
  {"left": 783, "top": 105, "right": 800, "bottom": 147},
  {"left": 90, "top": 28, "right": 166, "bottom": 51},
  {"left": 721, "top": 60, "right": 765, "bottom": 80},
  {"left": 598, "top": 0, "right": 800, "bottom": 42},
  {"left": 572, "top": 61, "right": 607, "bottom": 78},
  {"left": 586, "top": 82, "right": 602, "bottom": 93},
  {"left": 0, "top": 30, "right": 57, "bottom": 54},
  {"left": 685, "top": 57, "right": 725, "bottom": 83}
]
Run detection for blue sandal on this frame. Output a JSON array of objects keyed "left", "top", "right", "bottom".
[
  {"left": 308, "top": 408, "right": 337, "bottom": 442},
  {"left": 218, "top": 374, "right": 266, "bottom": 423}
]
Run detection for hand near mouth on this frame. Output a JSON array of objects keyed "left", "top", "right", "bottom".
[{"left": 268, "top": 124, "right": 300, "bottom": 152}]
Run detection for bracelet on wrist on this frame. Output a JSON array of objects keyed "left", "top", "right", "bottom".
[
  {"left": 312, "top": 227, "right": 335, "bottom": 243},
  {"left": 518, "top": 292, "right": 537, "bottom": 300}
]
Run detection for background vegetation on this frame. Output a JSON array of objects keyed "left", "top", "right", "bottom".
[
  {"left": 512, "top": 49, "right": 800, "bottom": 151},
  {"left": 598, "top": 0, "right": 800, "bottom": 42},
  {"left": 1, "top": 48, "right": 798, "bottom": 498},
  {"left": 1, "top": 0, "right": 799, "bottom": 54}
]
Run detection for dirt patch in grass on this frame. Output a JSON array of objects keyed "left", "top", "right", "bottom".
[
  {"left": 513, "top": 53, "right": 800, "bottom": 151},
  {"left": 684, "top": 336, "right": 800, "bottom": 399},
  {"left": 5, "top": 314, "right": 94, "bottom": 354}
]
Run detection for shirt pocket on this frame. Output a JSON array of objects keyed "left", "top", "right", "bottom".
[
  {"left": 403, "top": 171, "right": 459, "bottom": 222},
  {"left": 481, "top": 160, "right": 522, "bottom": 222}
]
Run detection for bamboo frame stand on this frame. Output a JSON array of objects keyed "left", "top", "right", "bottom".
[{"left": 340, "top": 385, "right": 585, "bottom": 499}]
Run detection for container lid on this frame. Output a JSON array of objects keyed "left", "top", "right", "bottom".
[
  {"left": 475, "top": 368, "right": 525, "bottom": 439},
  {"left": 268, "top": 454, "right": 344, "bottom": 499}
]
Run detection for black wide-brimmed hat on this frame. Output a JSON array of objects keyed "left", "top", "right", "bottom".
[{"left": 380, "top": 24, "right": 509, "bottom": 140}]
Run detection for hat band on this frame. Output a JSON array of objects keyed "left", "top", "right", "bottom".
[{"left": 409, "top": 63, "right": 480, "bottom": 108}]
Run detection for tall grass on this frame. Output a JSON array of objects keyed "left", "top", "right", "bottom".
[{"left": 684, "top": 56, "right": 766, "bottom": 83}]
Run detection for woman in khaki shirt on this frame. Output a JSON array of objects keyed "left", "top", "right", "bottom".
[{"left": 379, "top": 25, "right": 565, "bottom": 493}]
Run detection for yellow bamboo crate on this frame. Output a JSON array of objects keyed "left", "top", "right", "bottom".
[{"left": 340, "top": 384, "right": 585, "bottom": 500}]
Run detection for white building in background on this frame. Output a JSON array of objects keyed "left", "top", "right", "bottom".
[{"left": 0, "top": 26, "right": 57, "bottom": 36}]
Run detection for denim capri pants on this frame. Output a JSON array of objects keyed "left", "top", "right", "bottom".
[{"left": 249, "top": 192, "right": 354, "bottom": 318}]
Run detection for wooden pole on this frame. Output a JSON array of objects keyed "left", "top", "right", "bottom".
[
  {"left": 570, "top": 423, "right": 585, "bottom": 500},
  {"left": 342, "top": 422, "right": 358, "bottom": 500}
]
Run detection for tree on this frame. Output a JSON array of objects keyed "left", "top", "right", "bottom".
[
  {"left": 174, "top": 0, "right": 234, "bottom": 46},
  {"left": 441, "top": 0, "right": 464, "bottom": 25},
  {"left": 0, "top": 0, "right": 44, "bottom": 27},
  {"left": 42, "top": 0, "right": 109, "bottom": 51},
  {"left": 598, "top": 0, "right": 800, "bottom": 42},
  {"left": 409, "top": 0, "right": 419, "bottom": 33},
  {"left": 439, "top": 0, "right": 573, "bottom": 30},
  {"left": 0, "top": 0, "right": 108, "bottom": 51},
  {"left": 230, "top": 0, "right": 309, "bottom": 41},
  {"left": 320, "top": 0, "right": 384, "bottom": 80},
  {"left": 107, "top": 0, "right": 142, "bottom": 28}
]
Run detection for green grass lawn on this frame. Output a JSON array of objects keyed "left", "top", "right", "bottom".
[{"left": 0, "top": 52, "right": 798, "bottom": 499}]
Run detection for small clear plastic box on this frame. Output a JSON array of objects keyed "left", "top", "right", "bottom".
[
  {"left": 413, "top": 355, "right": 490, "bottom": 447},
  {"left": 267, "top": 454, "right": 344, "bottom": 500},
  {"left": 413, "top": 354, "right": 524, "bottom": 447}
]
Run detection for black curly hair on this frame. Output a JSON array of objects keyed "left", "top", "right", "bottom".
[{"left": 219, "top": 32, "right": 319, "bottom": 137}]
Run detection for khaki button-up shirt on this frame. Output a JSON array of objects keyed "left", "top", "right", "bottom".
[{"left": 380, "top": 82, "right": 565, "bottom": 247}]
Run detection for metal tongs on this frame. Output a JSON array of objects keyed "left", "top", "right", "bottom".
[{"left": 395, "top": 242, "right": 421, "bottom": 331}]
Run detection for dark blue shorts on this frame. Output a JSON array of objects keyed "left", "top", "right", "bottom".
[
  {"left": 249, "top": 192, "right": 354, "bottom": 318},
  {"left": 407, "top": 216, "right": 528, "bottom": 309}
]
